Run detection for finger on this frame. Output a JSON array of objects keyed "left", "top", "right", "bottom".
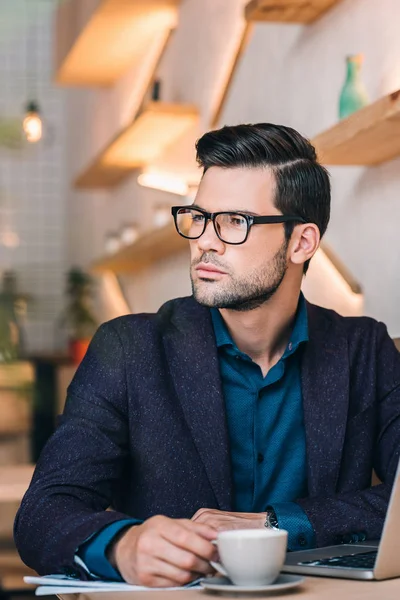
[
  {"left": 156, "top": 556, "right": 213, "bottom": 584},
  {"left": 120, "top": 552, "right": 190, "bottom": 588},
  {"left": 159, "top": 521, "right": 217, "bottom": 560},
  {"left": 138, "top": 555, "right": 200, "bottom": 587},
  {"left": 122, "top": 570, "right": 180, "bottom": 588},
  {"left": 192, "top": 512, "right": 212, "bottom": 524},
  {"left": 181, "top": 519, "right": 218, "bottom": 539},
  {"left": 179, "top": 521, "right": 219, "bottom": 561},
  {"left": 192, "top": 512, "right": 236, "bottom": 525},
  {"left": 206, "top": 520, "right": 253, "bottom": 531},
  {"left": 192, "top": 508, "right": 214, "bottom": 521},
  {"left": 193, "top": 510, "right": 238, "bottom": 522},
  {"left": 151, "top": 535, "right": 215, "bottom": 575}
]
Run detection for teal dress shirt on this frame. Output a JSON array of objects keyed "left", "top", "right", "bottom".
[{"left": 210, "top": 293, "right": 314, "bottom": 552}]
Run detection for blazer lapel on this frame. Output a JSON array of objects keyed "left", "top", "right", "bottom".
[
  {"left": 162, "top": 297, "right": 233, "bottom": 510},
  {"left": 301, "top": 303, "right": 350, "bottom": 496}
]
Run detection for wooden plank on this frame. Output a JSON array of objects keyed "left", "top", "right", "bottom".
[
  {"left": 0, "top": 464, "right": 34, "bottom": 503},
  {"left": 312, "top": 90, "right": 400, "bottom": 165},
  {"left": 91, "top": 223, "right": 188, "bottom": 274},
  {"left": 0, "top": 390, "right": 31, "bottom": 436},
  {"left": 58, "top": 576, "right": 400, "bottom": 600},
  {"left": 55, "top": 0, "right": 181, "bottom": 86},
  {"left": 75, "top": 102, "right": 199, "bottom": 189},
  {"left": 320, "top": 243, "right": 362, "bottom": 294},
  {"left": 210, "top": 21, "right": 253, "bottom": 128},
  {"left": 0, "top": 550, "right": 36, "bottom": 591},
  {"left": 0, "top": 362, "right": 34, "bottom": 388},
  {"left": 245, "top": 0, "right": 342, "bottom": 23}
]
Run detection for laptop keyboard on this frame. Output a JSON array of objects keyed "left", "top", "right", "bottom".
[{"left": 298, "top": 550, "right": 377, "bottom": 570}]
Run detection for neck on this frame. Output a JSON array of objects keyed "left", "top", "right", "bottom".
[{"left": 218, "top": 275, "right": 302, "bottom": 375}]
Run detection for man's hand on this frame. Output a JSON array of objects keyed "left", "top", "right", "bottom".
[
  {"left": 192, "top": 508, "right": 266, "bottom": 530},
  {"left": 108, "top": 515, "right": 217, "bottom": 587}
]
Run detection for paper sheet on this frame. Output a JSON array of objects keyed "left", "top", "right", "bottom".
[{"left": 24, "top": 575, "right": 202, "bottom": 595}]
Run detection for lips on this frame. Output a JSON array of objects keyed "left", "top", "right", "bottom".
[{"left": 195, "top": 263, "right": 227, "bottom": 275}]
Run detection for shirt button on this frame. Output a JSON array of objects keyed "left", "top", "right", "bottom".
[
  {"left": 288, "top": 342, "right": 293, "bottom": 351},
  {"left": 297, "top": 535, "right": 307, "bottom": 546},
  {"left": 257, "top": 453, "right": 264, "bottom": 463}
]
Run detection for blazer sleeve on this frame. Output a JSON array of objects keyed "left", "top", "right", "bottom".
[
  {"left": 14, "top": 321, "right": 135, "bottom": 577},
  {"left": 296, "top": 322, "right": 400, "bottom": 548}
]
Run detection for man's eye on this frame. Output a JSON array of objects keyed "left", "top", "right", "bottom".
[
  {"left": 229, "top": 215, "right": 246, "bottom": 227},
  {"left": 192, "top": 214, "right": 205, "bottom": 222}
]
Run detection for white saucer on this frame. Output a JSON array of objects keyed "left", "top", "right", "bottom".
[{"left": 201, "top": 574, "right": 304, "bottom": 594}]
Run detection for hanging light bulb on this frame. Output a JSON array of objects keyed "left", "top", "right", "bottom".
[{"left": 23, "top": 101, "right": 42, "bottom": 143}]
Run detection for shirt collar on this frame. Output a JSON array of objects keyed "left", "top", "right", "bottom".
[{"left": 211, "top": 292, "right": 309, "bottom": 357}]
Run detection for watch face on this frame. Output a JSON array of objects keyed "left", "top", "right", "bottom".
[{"left": 265, "top": 510, "right": 279, "bottom": 529}]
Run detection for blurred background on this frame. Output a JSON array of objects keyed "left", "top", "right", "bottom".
[{"left": 0, "top": 0, "right": 400, "bottom": 595}]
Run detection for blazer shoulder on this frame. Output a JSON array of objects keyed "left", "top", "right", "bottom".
[
  {"left": 97, "top": 296, "right": 199, "bottom": 337},
  {"left": 307, "top": 301, "right": 390, "bottom": 345}
]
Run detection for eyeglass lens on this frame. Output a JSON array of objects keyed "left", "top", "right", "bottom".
[{"left": 176, "top": 208, "right": 248, "bottom": 244}]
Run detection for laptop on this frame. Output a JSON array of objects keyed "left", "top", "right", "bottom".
[{"left": 283, "top": 458, "right": 400, "bottom": 580}]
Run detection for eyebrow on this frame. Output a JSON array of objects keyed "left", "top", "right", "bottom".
[{"left": 190, "top": 203, "right": 259, "bottom": 217}]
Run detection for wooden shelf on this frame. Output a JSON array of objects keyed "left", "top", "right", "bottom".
[
  {"left": 91, "top": 222, "right": 188, "bottom": 274},
  {"left": 55, "top": 0, "right": 181, "bottom": 86},
  {"left": 75, "top": 102, "right": 199, "bottom": 188},
  {"left": 245, "top": 0, "right": 342, "bottom": 23},
  {"left": 320, "top": 243, "right": 361, "bottom": 294},
  {"left": 312, "top": 89, "right": 400, "bottom": 165}
]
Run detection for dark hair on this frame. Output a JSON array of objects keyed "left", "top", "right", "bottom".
[{"left": 195, "top": 123, "right": 331, "bottom": 274}]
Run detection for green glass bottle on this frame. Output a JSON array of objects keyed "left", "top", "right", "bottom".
[{"left": 339, "top": 54, "right": 369, "bottom": 120}]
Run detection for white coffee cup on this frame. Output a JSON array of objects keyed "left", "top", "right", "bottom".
[{"left": 210, "top": 528, "right": 288, "bottom": 586}]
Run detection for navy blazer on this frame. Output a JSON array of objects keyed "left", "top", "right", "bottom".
[{"left": 15, "top": 297, "right": 400, "bottom": 577}]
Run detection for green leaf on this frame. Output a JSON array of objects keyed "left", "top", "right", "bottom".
[{"left": 0, "top": 118, "right": 23, "bottom": 150}]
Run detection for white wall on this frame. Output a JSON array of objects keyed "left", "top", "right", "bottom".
[
  {"left": 65, "top": 0, "right": 400, "bottom": 335},
  {"left": 0, "top": 0, "right": 68, "bottom": 352}
]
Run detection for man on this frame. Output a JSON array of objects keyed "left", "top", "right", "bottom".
[{"left": 15, "top": 124, "right": 400, "bottom": 588}]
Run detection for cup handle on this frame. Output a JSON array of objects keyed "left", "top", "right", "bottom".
[
  {"left": 210, "top": 540, "right": 229, "bottom": 577},
  {"left": 210, "top": 560, "right": 229, "bottom": 577}
]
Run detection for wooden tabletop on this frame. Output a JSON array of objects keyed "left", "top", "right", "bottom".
[
  {"left": 0, "top": 464, "right": 34, "bottom": 503},
  {"left": 59, "top": 574, "right": 400, "bottom": 600}
]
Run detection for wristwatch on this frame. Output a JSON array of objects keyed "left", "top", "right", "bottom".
[{"left": 264, "top": 507, "right": 279, "bottom": 530}]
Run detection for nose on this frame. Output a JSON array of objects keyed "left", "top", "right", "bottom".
[{"left": 195, "top": 218, "right": 225, "bottom": 254}]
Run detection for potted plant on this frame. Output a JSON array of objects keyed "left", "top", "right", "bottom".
[
  {"left": 61, "top": 267, "right": 98, "bottom": 364},
  {"left": 0, "top": 270, "right": 30, "bottom": 362}
]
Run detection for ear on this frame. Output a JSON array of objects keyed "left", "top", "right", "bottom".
[{"left": 289, "top": 223, "right": 320, "bottom": 268}]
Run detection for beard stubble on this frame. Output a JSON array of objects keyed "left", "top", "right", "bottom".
[{"left": 191, "top": 240, "right": 289, "bottom": 312}]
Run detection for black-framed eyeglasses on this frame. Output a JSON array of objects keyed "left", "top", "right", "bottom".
[{"left": 171, "top": 206, "right": 305, "bottom": 245}]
